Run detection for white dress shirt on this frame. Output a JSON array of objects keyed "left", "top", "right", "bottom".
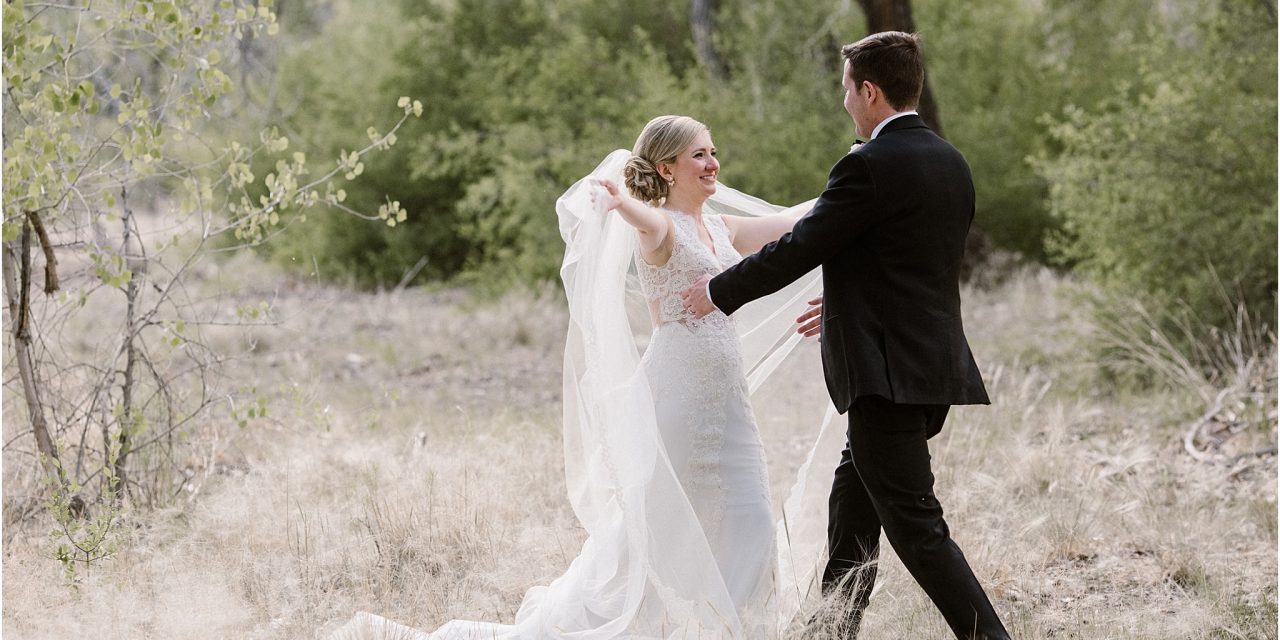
[{"left": 869, "top": 110, "right": 918, "bottom": 140}]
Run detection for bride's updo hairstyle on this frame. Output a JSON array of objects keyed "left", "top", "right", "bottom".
[{"left": 624, "top": 115, "right": 708, "bottom": 205}]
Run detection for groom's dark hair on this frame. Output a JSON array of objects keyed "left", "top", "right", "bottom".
[{"left": 841, "top": 31, "right": 924, "bottom": 111}]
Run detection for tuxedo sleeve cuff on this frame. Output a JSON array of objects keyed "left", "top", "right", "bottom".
[{"left": 708, "top": 273, "right": 744, "bottom": 316}]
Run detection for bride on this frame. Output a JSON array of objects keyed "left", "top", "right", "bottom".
[{"left": 331, "top": 116, "right": 845, "bottom": 639}]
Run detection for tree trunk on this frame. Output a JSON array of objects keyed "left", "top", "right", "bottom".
[
  {"left": 855, "top": 0, "right": 943, "bottom": 138},
  {"left": 691, "top": 0, "right": 729, "bottom": 82},
  {"left": 114, "top": 186, "right": 139, "bottom": 503},
  {"left": 3, "top": 228, "right": 67, "bottom": 493}
]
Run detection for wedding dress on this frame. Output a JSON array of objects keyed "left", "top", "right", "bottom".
[
  {"left": 631, "top": 207, "right": 777, "bottom": 634},
  {"left": 328, "top": 150, "right": 847, "bottom": 640}
]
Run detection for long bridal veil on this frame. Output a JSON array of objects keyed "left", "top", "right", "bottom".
[{"left": 331, "top": 150, "right": 845, "bottom": 639}]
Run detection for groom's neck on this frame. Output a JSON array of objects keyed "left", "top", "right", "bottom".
[{"left": 868, "top": 108, "right": 917, "bottom": 139}]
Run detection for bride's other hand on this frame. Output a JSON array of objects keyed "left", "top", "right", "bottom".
[
  {"left": 795, "top": 295, "right": 823, "bottom": 339},
  {"left": 590, "top": 177, "right": 672, "bottom": 261},
  {"left": 592, "top": 178, "right": 624, "bottom": 212}
]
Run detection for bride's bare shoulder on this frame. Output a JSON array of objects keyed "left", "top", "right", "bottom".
[{"left": 637, "top": 209, "right": 677, "bottom": 267}]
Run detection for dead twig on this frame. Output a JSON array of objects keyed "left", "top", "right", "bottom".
[
  {"left": 1183, "top": 384, "right": 1274, "bottom": 464},
  {"left": 1183, "top": 386, "right": 1234, "bottom": 462},
  {"left": 24, "top": 209, "right": 59, "bottom": 294}
]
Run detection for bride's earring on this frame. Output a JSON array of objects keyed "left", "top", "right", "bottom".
[{"left": 666, "top": 176, "right": 675, "bottom": 186}]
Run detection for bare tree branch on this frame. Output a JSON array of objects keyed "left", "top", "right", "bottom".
[
  {"left": 3, "top": 240, "right": 67, "bottom": 491},
  {"left": 24, "top": 210, "right": 60, "bottom": 294}
]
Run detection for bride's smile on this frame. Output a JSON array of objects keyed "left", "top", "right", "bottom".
[{"left": 663, "top": 129, "right": 720, "bottom": 200}]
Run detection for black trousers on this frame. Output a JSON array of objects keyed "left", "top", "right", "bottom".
[{"left": 820, "top": 395, "right": 1010, "bottom": 640}]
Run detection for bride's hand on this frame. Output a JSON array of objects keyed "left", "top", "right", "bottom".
[{"left": 591, "top": 178, "right": 625, "bottom": 212}]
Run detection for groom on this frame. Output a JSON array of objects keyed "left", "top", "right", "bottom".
[{"left": 682, "top": 31, "right": 1010, "bottom": 639}]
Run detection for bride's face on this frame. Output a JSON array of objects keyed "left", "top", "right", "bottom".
[{"left": 662, "top": 131, "right": 719, "bottom": 200}]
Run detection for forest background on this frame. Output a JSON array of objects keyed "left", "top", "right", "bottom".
[{"left": 2, "top": 0, "right": 1276, "bottom": 638}]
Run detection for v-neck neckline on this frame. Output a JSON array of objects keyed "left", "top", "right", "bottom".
[{"left": 669, "top": 209, "right": 718, "bottom": 260}]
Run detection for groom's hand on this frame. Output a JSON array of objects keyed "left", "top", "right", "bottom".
[
  {"left": 795, "top": 295, "right": 823, "bottom": 339},
  {"left": 681, "top": 274, "right": 717, "bottom": 318}
]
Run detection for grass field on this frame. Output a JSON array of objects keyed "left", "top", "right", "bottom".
[{"left": 3, "top": 253, "right": 1276, "bottom": 639}]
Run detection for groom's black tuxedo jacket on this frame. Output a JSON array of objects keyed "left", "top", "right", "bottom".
[{"left": 710, "top": 114, "right": 989, "bottom": 418}]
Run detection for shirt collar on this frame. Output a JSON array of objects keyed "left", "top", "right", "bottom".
[{"left": 870, "top": 110, "right": 919, "bottom": 140}]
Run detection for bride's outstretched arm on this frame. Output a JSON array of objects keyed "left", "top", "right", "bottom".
[
  {"left": 593, "top": 178, "right": 672, "bottom": 260},
  {"left": 721, "top": 210, "right": 807, "bottom": 256}
]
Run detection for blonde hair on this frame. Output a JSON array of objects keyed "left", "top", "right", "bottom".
[{"left": 624, "top": 115, "right": 708, "bottom": 204}]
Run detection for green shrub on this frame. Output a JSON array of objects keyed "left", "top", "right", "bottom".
[
  {"left": 259, "top": 0, "right": 1270, "bottom": 296},
  {"left": 258, "top": 0, "right": 866, "bottom": 289},
  {"left": 918, "top": 0, "right": 1178, "bottom": 261},
  {"left": 1036, "top": 2, "right": 1276, "bottom": 350}
]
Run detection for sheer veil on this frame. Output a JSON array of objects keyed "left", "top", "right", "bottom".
[{"left": 331, "top": 150, "right": 844, "bottom": 639}]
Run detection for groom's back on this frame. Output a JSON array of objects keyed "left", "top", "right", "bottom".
[
  {"left": 851, "top": 123, "right": 974, "bottom": 309},
  {"left": 825, "top": 116, "right": 988, "bottom": 411}
]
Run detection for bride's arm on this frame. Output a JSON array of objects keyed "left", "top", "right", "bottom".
[
  {"left": 594, "top": 178, "right": 672, "bottom": 261},
  {"left": 721, "top": 210, "right": 807, "bottom": 256}
]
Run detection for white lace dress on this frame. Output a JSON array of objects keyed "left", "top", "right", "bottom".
[
  {"left": 327, "top": 152, "right": 836, "bottom": 640},
  {"left": 634, "top": 210, "right": 777, "bottom": 627}
]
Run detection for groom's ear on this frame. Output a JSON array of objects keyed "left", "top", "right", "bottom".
[{"left": 860, "top": 80, "right": 878, "bottom": 103}]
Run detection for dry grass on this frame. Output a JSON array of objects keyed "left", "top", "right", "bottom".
[{"left": 3, "top": 257, "right": 1276, "bottom": 639}]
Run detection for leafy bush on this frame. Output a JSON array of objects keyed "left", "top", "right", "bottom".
[
  {"left": 259, "top": 0, "right": 674, "bottom": 287},
  {"left": 1035, "top": 2, "right": 1277, "bottom": 342},
  {"left": 259, "top": 0, "right": 1272, "bottom": 296},
  {"left": 258, "top": 0, "right": 866, "bottom": 288},
  {"left": 2, "top": 0, "right": 417, "bottom": 576},
  {"left": 918, "top": 0, "right": 1183, "bottom": 261}
]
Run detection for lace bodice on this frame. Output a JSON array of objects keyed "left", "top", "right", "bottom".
[{"left": 635, "top": 210, "right": 743, "bottom": 328}]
